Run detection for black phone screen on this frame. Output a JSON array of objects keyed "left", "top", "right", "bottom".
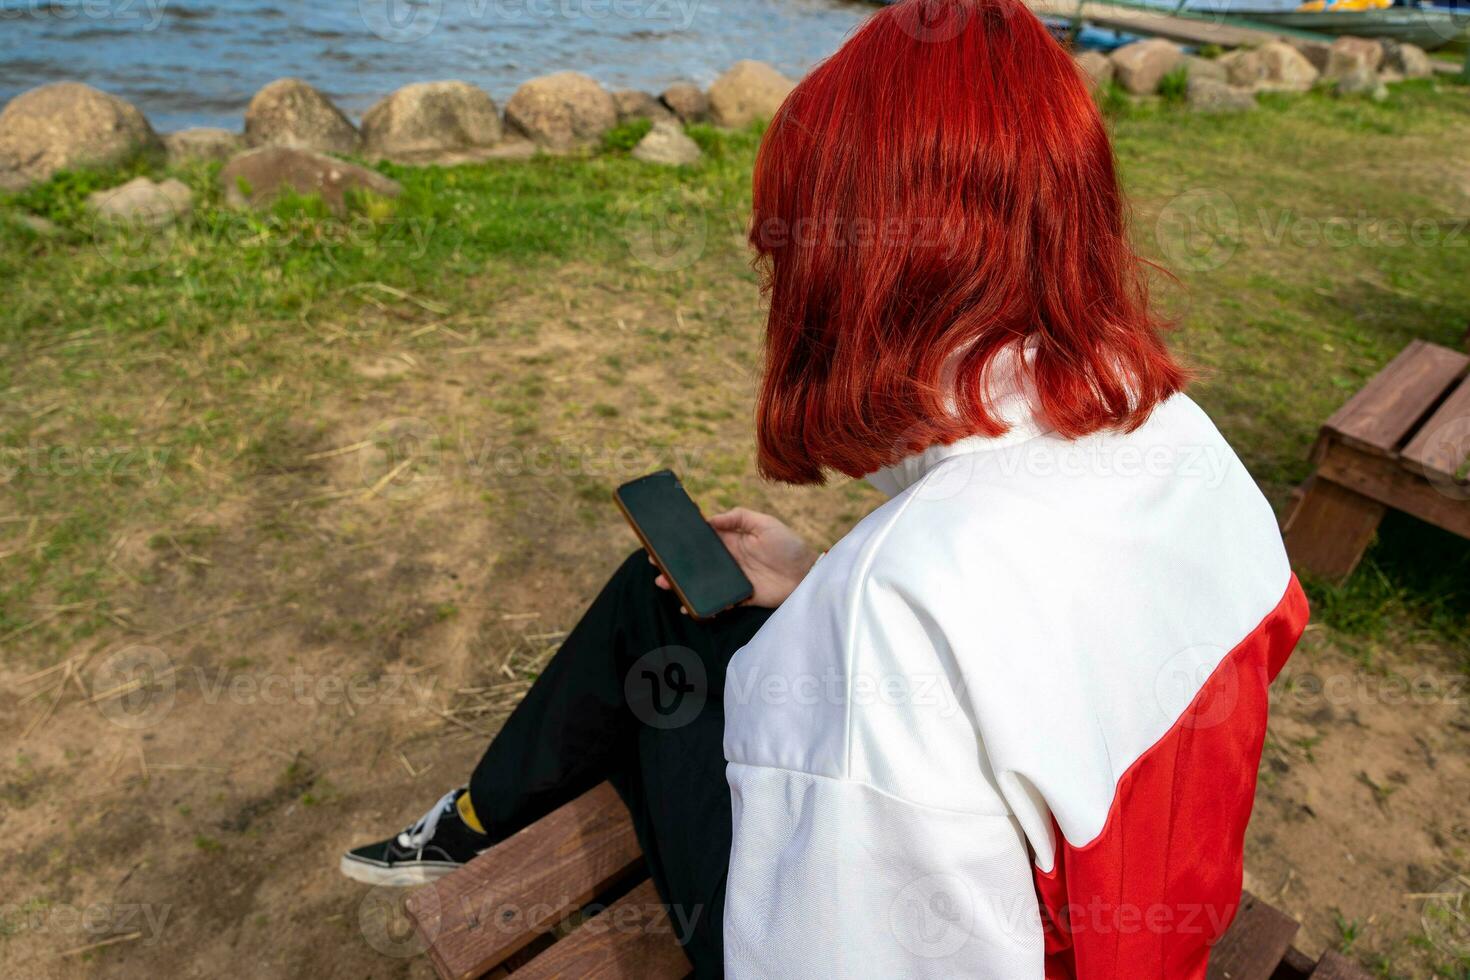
[{"left": 615, "top": 470, "right": 753, "bottom": 619}]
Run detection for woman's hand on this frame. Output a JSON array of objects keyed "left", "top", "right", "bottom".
[{"left": 654, "top": 507, "right": 819, "bottom": 610}]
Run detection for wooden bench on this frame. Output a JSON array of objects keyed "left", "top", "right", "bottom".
[
  {"left": 1284, "top": 339, "right": 1470, "bottom": 582},
  {"left": 403, "top": 782, "right": 686, "bottom": 980},
  {"left": 403, "top": 781, "right": 1370, "bottom": 980}
]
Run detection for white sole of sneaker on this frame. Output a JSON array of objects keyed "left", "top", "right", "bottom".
[{"left": 338, "top": 854, "right": 462, "bottom": 887}]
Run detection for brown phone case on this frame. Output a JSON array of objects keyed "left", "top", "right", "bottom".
[{"left": 613, "top": 492, "right": 745, "bottom": 622}]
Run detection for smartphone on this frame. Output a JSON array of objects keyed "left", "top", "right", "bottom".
[{"left": 615, "top": 470, "right": 753, "bottom": 620}]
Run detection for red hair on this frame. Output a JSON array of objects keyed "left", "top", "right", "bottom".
[{"left": 750, "top": 0, "right": 1188, "bottom": 484}]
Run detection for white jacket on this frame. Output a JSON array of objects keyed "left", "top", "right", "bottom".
[{"left": 722, "top": 389, "right": 1307, "bottom": 979}]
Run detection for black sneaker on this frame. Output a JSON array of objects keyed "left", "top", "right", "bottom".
[{"left": 340, "top": 788, "right": 489, "bottom": 886}]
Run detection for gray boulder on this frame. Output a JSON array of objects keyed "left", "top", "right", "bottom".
[
  {"left": 1381, "top": 40, "right": 1432, "bottom": 79},
  {"left": 360, "top": 80, "right": 502, "bottom": 162},
  {"left": 612, "top": 89, "right": 674, "bottom": 124},
  {"left": 1335, "top": 64, "right": 1388, "bottom": 99},
  {"left": 1187, "top": 77, "right": 1257, "bottom": 113},
  {"left": 86, "top": 175, "right": 193, "bottom": 226},
  {"left": 1074, "top": 51, "right": 1114, "bottom": 90},
  {"left": 631, "top": 120, "right": 701, "bottom": 166},
  {"left": 1324, "top": 36, "right": 1384, "bottom": 80},
  {"left": 1184, "top": 56, "right": 1228, "bottom": 83},
  {"left": 660, "top": 82, "right": 709, "bottom": 123},
  {"left": 219, "top": 146, "right": 401, "bottom": 214},
  {"left": 1291, "top": 40, "right": 1333, "bottom": 74},
  {"left": 0, "top": 82, "right": 161, "bottom": 190},
  {"left": 708, "top": 61, "right": 795, "bottom": 128},
  {"left": 1221, "top": 42, "right": 1320, "bottom": 92},
  {"left": 504, "top": 72, "right": 617, "bottom": 152},
  {"left": 244, "top": 78, "right": 359, "bottom": 154},
  {"left": 164, "top": 127, "right": 244, "bottom": 164},
  {"left": 1110, "top": 39, "right": 1185, "bottom": 95}
]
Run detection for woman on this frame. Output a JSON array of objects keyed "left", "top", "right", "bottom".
[{"left": 341, "top": 1, "right": 1309, "bottom": 976}]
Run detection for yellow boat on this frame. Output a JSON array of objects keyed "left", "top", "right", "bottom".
[{"left": 1222, "top": 0, "right": 1469, "bottom": 50}]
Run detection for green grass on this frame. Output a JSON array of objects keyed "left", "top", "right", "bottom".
[
  {"left": 601, "top": 118, "right": 655, "bottom": 153},
  {"left": 1107, "top": 81, "right": 1470, "bottom": 656},
  {"left": 1157, "top": 65, "right": 1191, "bottom": 105},
  {"left": 1304, "top": 511, "right": 1470, "bottom": 662},
  {"left": 1, "top": 87, "right": 1468, "bottom": 661},
  {"left": 0, "top": 120, "right": 763, "bottom": 348}
]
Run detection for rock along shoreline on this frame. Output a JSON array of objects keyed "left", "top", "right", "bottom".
[
  {"left": 0, "top": 36, "right": 1437, "bottom": 222},
  {"left": 0, "top": 60, "right": 799, "bottom": 194}
]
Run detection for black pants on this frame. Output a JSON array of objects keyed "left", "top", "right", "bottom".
[{"left": 468, "top": 550, "right": 773, "bottom": 977}]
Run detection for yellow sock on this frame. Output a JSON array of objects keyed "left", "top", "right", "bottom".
[{"left": 456, "top": 790, "right": 486, "bottom": 834}]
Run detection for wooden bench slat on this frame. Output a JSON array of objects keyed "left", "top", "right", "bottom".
[
  {"left": 1316, "top": 443, "right": 1470, "bottom": 540},
  {"left": 510, "top": 878, "right": 690, "bottom": 980},
  {"left": 1271, "top": 945, "right": 1318, "bottom": 980},
  {"left": 1399, "top": 372, "right": 1470, "bottom": 484},
  {"left": 1207, "top": 891, "right": 1300, "bottom": 980},
  {"left": 1323, "top": 340, "right": 1468, "bottom": 457},
  {"left": 1307, "top": 950, "right": 1372, "bottom": 979},
  {"left": 405, "top": 783, "right": 644, "bottom": 980}
]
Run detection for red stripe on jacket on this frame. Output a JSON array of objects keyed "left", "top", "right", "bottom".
[{"left": 1034, "top": 576, "right": 1310, "bottom": 980}]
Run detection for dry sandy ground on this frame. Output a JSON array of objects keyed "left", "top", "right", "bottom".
[
  {"left": 1, "top": 273, "right": 1466, "bottom": 978},
  {"left": 1248, "top": 631, "right": 1470, "bottom": 974}
]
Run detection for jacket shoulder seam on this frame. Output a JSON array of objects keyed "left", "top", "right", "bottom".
[{"left": 727, "top": 759, "right": 1014, "bottom": 818}]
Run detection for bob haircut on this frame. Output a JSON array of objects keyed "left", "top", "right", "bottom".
[{"left": 750, "top": 0, "right": 1188, "bottom": 484}]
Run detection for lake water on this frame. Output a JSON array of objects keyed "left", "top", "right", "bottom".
[
  {"left": 0, "top": 0, "right": 1332, "bottom": 133},
  {"left": 0, "top": 0, "right": 878, "bottom": 131}
]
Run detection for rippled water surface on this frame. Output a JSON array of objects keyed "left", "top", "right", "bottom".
[{"left": 0, "top": 0, "right": 877, "bottom": 131}]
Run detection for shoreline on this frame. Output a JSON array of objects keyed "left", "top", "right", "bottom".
[
  {"left": 0, "top": 0, "right": 874, "bottom": 133},
  {"left": 0, "top": 32, "right": 1445, "bottom": 203}
]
